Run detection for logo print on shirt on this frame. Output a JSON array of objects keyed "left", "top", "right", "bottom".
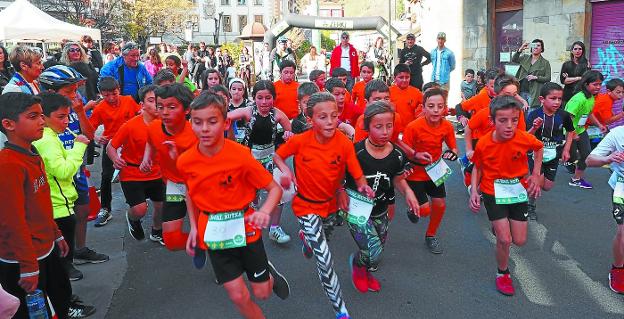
[
  {"left": 330, "top": 155, "right": 342, "bottom": 165},
  {"left": 512, "top": 151, "right": 523, "bottom": 161},
  {"left": 219, "top": 175, "right": 233, "bottom": 188}
]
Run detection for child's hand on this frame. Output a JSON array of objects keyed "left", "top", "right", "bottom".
[
  {"left": 469, "top": 189, "right": 481, "bottom": 213},
  {"left": 246, "top": 211, "right": 270, "bottom": 229},
  {"left": 527, "top": 175, "right": 541, "bottom": 198},
  {"left": 71, "top": 95, "right": 85, "bottom": 113},
  {"left": 18, "top": 275, "right": 38, "bottom": 293},
  {"left": 282, "top": 130, "right": 293, "bottom": 140},
  {"left": 186, "top": 228, "right": 197, "bottom": 257},
  {"left": 561, "top": 149, "right": 570, "bottom": 163},
  {"left": 280, "top": 170, "right": 295, "bottom": 189},
  {"left": 75, "top": 134, "right": 90, "bottom": 145},
  {"left": 84, "top": 99, "right": 99, "bottom": 112},
  {"left": 95, "top": 135, "right": 109, "bottom": 145},
  {"left": 337, "top": 188, "right": 349, "bottom": 212},
  {"left": 405, "top": 191, "right": 420, "bottom": 216},
  {"left": 358, "top": 184, "right": 375, "bottom": 199},
  {"left": 466, "top": 150, "right": 474, "bottom": 160},
  {"left": 57, "top": 239, "right": 69, "bottom": 257},
  {"left": 532, "top": 117, "right": 544, "bottom": 129},
  {"left": 413, "top": 151, "right": 433, "bottom": 163},
  {"left": 162, "top": 141, "right": 178, "bottom": 160},
  {"left": 608, "top": 151, "right": 624, "bottom": 164},
  {"left": 459, "top": 116, "right": 468, "bottom": 126},
  {"left": 112, "top": 155, "right": 127, "bottom": 170},
  {"left": 139, "top": 158, "right": 152, "bottom": 173}
]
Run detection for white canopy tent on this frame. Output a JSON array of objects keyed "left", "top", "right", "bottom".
[{"left": 0, "top": 0, "right": 101, "bottom": 42}]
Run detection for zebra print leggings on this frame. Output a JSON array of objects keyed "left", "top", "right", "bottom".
[{"left": 298, "top": 214, "right": 349, "bottom": 316}]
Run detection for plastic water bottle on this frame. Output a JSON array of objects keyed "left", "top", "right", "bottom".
[{"left": 25, "top": 289, "right": 49, "bottom": 319}]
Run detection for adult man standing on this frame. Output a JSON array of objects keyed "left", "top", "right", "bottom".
[
  {"left": 270, "top": 37, "right": 296, "bottom": 81},
  {"left": 399, "top": 33, "right": 431, "bottom": 90},
  {"left": 330, "top": 31, "right": 359, "bottom": 91},
  {"left": 99, "top": 42, "right": 152, "bottom": 101},
  {"left": 193, "top": 42, "right": 209, "bottom": 84},
  {"left": 430, "top": 32, "right": 455, "bottom": 91}
]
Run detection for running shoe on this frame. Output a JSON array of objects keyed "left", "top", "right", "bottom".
[
  {"left": 563, "top": 161, "right": 576, "bottom": 174},
  {"left": 68, "top": 303, "right": 96, "bottom": 318},
  {"left": 150, "top": 228, "right": 165, "bottom": 245},
  {"left": 268, "top": 261, "right": 290, "bottom": 300},
  {"left": 425, "top": 236, "right": 443, "bottom": 254},
  {"left": 269, "top": 226, "right": 291, "bottom": 244},
  {"left": 609, "top": 267, "right": 624, "bottom": 294},
  {"left": 94, "top": 208, "right": 112, "bottom": 227},
  {"left": 298, "top": 230, "right": 313, "bottom": 259},
  {"left": 74, "top": 247, "right": 109, "bottom": 265},
  {"left": 495, "top": 273, "right": 515, "bottom": 296},
  {"left": 126, "top": 212, "right": 145, "bottom": 241},
  {"left": 367, "top": 272, "right": 381, "bottom": 292},
  {"left": 336, "top": 313, "right": 351, "bottom": 319},
  {"left": 569, "top": 178, "right": 593, "bottom": 189},
  {"left": 193, "top": 246, "right": 207, "bottom": 269},
  {"left": 349, "top": 253, "right": 368, "bottom": 293},
  {"left": 66, "top": 263, "right": 83, "bottom": 281},
  {"left": 368, "top": 265, "right": 378, "bottom": 272},
  {"left": 406, "top": 209, "right": 419, "bottom": 224}
]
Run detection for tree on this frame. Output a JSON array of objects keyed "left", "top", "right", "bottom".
[{"left": 122, "top": 0, "right": 195, "bottom": 48}]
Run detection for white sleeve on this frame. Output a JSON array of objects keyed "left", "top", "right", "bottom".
[{"left": 591, "top": 129, "right": 619, "bottom": 157}]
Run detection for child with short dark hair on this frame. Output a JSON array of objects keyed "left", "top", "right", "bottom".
[
  {"left": 274, "top": 60, "right": 300, "bottom": 120},
  {"left": 461, "top": 68, "right": 477, "bottom": 100},
  {"left": 352, "top": 62, "right": 374, "bottom": 118},
  {"left": 390, "top": 63, "right": 423, "bottom": 127},
  {"left": 326, "top": 77, "right": 356, "bottom": 138},
  {"left": 291, "top": 82, "right": 319, "bottom": 134},
  {"left": 591, "top": 78, "right": 624, "bottom": 127},
  {"left": 331, "top": 67, "right": 353, "bottom": 104},
  {"left": 153, "top": 69, "right": 176, "bottom": 86},
  {"left": 309, "top": 69, "right": 326, "bottom": 91}
]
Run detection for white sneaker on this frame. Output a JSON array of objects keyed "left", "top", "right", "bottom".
[{"left": 269, "top": 226, "right": 291, "bottom": 244}]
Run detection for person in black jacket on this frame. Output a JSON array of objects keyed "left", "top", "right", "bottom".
[
  {"left": 60, "top": 42, "right": 99, "bottom": 102},
  {"left": 399, "top": 33, "right": 431, "bottom": 90},
  {"left": 559, "top": 41, "right": 590, "bottom": 106},
  {"left": 81, "top": 35, "right": 103, "bottom": 73},
  {"left": 0, "top": 45, "right": 14, "bottom": 94}
]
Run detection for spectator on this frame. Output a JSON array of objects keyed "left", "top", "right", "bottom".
[
  {"left": 270, "top": 37, "right": 296, "bottom": 80},
  {"left": 3, "top": 46, "right": 43, "bottom": 95},
  {"left": 460, "top": 68, "right": 477, "bottom": 101},
  {"left": 144, "top": 48, "right": 163, "bottom": 78},
  {"left": 366, "top": 37, "right": 390, "bottom": 83},
  {"left": 259, "top": 42, "right": 272, "bottom": 80},
  {"left": 300, "top": 46, "right": 324, "bottom": 77},
  {"left": 0, "top": 45, "right": 14, "bottom": 94},
  {"left": 193, "top": 42, "right": 209, "bottom": 84},
  {"left": 60, "top": 42, "right": 99, "bottom": 101},
  {"left": 81, "top": 35, "right": 103, "bottom": 72},
  {"left": 238, "top": 46, "right": 252, "bottom": 88},
  {"left": 183, "top": 43, "right": 196, "bottom": 77},
  {"left": 430, "top": 32, "right": 456, "bottom": 91},
  {"left": 221, "top": 48, "right": 234, "bottom": 78},
  {"left": 330, "top": 31, "right": 359, "bottom": 91},
  {"left": 399, "top": 33, "right": 431, "bottom": 89},
  {"left": 512, "top": 39, "right": 551, "bottom": 109},
  {"left": 103, "top": 41, "right": 119, "bottom": 63},
  {"left": 560, "top": 41, "right": 590, "bottom": 106},
  {"left": 164, "top": 55, "right": 197, "bottom": 93},
  {"left": 99, "top": 42, "right": 153, "bottom": 101},
  {"left": 214, "top": 47, "right": 226, "bottom": 77}
]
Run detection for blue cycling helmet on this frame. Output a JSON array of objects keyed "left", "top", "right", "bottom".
[{"left": 38, "top": 65, "right": 85, "bottom": 90}]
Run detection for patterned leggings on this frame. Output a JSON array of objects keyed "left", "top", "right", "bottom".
[
  {"left": 347, "top": 214, "right": 389, "bottom": 268},
  {"left": 298, "top": 214, "right": 348, "bottom": 316}
]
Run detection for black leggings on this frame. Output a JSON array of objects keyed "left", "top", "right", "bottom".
[
  {"left": 101, "top": 151, "right": 114, "bottom": 210},
  {"left": 55, "top": 215, "right": 76, "bottom": 265},
  {"left": 568, "top": 131, "right": 590, "bottom": 171}
]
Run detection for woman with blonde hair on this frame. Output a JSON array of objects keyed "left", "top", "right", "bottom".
[{"left": 60, "top": 42, "right": 99, "bottom": 101}]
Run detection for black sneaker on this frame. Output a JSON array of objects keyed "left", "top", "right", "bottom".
[
  {"left": 425, "top": 236, "right": 443, "bottom": 254},
  {"left": 94, "top": 209, "right": 112, "bottom": 227},
  {"left": 68, "top": 302, "right": 96, "bottom": 319},
  {"left": 126, "top": 212, "right": 145, "bottom": 241},
  {"left": 407, "top": 209, "right": 419, "bottom": 224},
  {"left": 74, "top": 247, "right": 109, "bottom": 265},
  {"left": 66, "top": 263, "right": 83, "bottom": 281},
  {"left": 268, "top": 261, "right": 290, "bottom": 300},
  {"left": 527, "top": 198, "right": 537, "bottom": 221},
  {"left": 149, "top": 228, "right": 164, "bottom": 245}
]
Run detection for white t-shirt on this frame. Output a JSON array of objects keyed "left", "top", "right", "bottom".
[
  {"left": 434, "top": 48, "right": 442, "bottom": 81},
  {"left": 340, "top": 46, "right": 351, "bottom": 72},
  {"left": 592, "top": 126, "right": 624, "bottom": 187}
]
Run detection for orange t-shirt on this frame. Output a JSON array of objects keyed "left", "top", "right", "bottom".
[
  {"left": 592, "top": 93, "right": 614, "bottom": 125},
  {"left": 345, "top": 91, "right": 353, "bottom": 107},
  {"left": 353, "top": 113, "right": 404, "bottom": 143},
  {"left": 468, "top": 107, "right": 526, "bottom": 140},
  {"left": 276, "top": 130, "right": 363, "bottom": 217},
  {"left": 390, "top": 85, "right": 423, "bottom": 127},
  {"left": 146, "top": 120, "right": 197, "bottom": 183},
  {"left": 177, "top": 140, "right": 273, "bottom": 246},
  {"left": 461, "top": 88, "right": 491, "bottom": 115},
  {"left": 351, "top": 81, "right": 368, "bottom": 116},
  {"left": 89, "top": 95, "right": 140, "bottom": 138},
  {"left": 110, "top": 115, "right": 161, "bottom": 182},
  {"left": 402, "top": 117, "right": 457, "bottom": 181},
  {"left": 472, "top": 130, "right": 543, "bottom": 196},
  {"left": 274, "top": 80, "right": 300, "bottom": 119}
]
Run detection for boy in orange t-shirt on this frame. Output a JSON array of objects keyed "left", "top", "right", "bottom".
[
  {"left": 273, "top": 60, "right": 300, "bottom": 119},
  {"left": 591, "top": 78, "right": 624, "bottom": 126},
  {"left": 390, "top": 63, "right": 423, "bottom": 127},
  {"left": 107, "top": 85, "right": 164, "bottom": 244},
  {"left": 274, "top": 92, "right": 374, "bottom": 319},
  {"left": 331, "top": 67, "right": 353, "bottom": 103},
  {"left": 90, "top": 77, "right": 141, "bottom": 226},
  {"left": 351, "top": 62, "right": 374, "bottom": 117},
  {"left": 402, "top": 88, "right": 458, "bottom": 254},
  {"left": 139, "top": 84, "right": 197, "bottom": 253},
  {"left": 178, "top": 93, "right": 290, "bottom": 318},
  {"left": 326, "top": 77, "right": 356, "bottom": 138},
  {"left": 469, "top": 96, "right": 543, "bottom": 297}
]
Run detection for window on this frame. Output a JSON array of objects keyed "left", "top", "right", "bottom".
[
  {"left": 237, "top": 0, "right": 246, "bottom": 4},
  {"left": 239, "top": 15, "right": 247, "bottom": 33},
  {"left": 253, "top": 0, "right": 262, "bottom": 5},
  {"left": 223, "top": 15, "right": 232, "bottom": 32},
  {"left": 221, "top": 0, "right": 230, "bottom": 5},
  {"left": 494, "top": 0, "right": 523, "bottom": 72},
  {"left": 254, "top": 15, "right": 263, "bottom": 24}
]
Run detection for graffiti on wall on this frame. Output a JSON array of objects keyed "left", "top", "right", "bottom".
[{"left": 595, "top": 43, "right": 624, "bottom": 82}]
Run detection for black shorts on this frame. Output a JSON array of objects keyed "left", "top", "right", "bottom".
[
  {"left": 482, "top": 194, "right": 528, "bottom": 222},
  {"left": 163, "top": 200, "right": 187, "bottom": 222},
  {"left": 528, "top": 154, "right": 559, "bottom": 182},
  {"left": 613, "top": 200, "right": 624, "bottom": 225},
  {"left": 208, "top": 238, "right": 270, "bottom": 284},
  {"left": 407, "top": 180, "right": 446, "bottom": 205},
  {"left": 120, "top": 179, "right": 165, "bottom": 207}
]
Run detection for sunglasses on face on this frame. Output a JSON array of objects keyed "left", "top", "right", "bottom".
[
  {"left": 68, "top": 48, "right": 81, "bottom": 53},
  {"left": 341, "top": 36, "right": 348, "bottom": 39}
]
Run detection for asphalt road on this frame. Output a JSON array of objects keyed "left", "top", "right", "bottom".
[{"left": 75, "top": 139, "right": 624, "bottom": 319}]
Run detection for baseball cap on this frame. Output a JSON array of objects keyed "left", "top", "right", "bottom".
[
  {"left": 341, "top": 31, "right": 349, "bottom": 39},
  {"left": 437, "top": 32, "right": 446, "bottom": 39},
  {"left": 406, "top": 33, "right": 415, "bottom": 39},
  {"left": 278, "top": 37, "right": 287, "bottom": 44}
]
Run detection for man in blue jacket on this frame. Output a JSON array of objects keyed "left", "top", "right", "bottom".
[
  {"left": 100, "top": 42, "right": 152, "bottom": 101},
  {"left": 430, "top": 32, "right": 456, "bottom": 91}
]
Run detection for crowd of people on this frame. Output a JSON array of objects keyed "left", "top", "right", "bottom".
[{"left": 0, "top": 29, "right": 623, "bottom": 319}]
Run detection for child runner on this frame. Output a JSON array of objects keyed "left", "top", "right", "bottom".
[
  {"left": 228, "top": 80, "right": 294, "bottom": 244},
  {"left": 89, "top": 77, "right": 141, "bottom": 227},
  {"left": 586, "top": 126, "right": 624, "bottom": 294},
  {"left": 565, "top": 70, "right": 607, "bottom": 189},
  {"left": 309, "top": 69, "right": 326, "bottom": 91},
  {"left": 469, "top": 95, "right": 543, "bottom": 296},
  {"left": 591, "top": 78, "right": 624, "bottom": 128},
  {"left": 330, "top": 67, "right": 353, "bottom": 105},
  {"left": 292, "top": 82, "right": 319, "bottom": 134},
  {"left": 402, "top": 88, "right": 458, "bottom": 254},
  {"left": 179, "top": 93, "right": 290, "bottom": 318},
  {"left": 351, "top": 62, "right": 374, "bottom": 117},
  {"left": 273, "top": 60, "right": 300, "bottom": 120},
  {"left": 344, "top": 101, "right": 419, "bottom": 293},
  {"left": 389, "top": 63, "right": 424, "bottom": 127},
  {"left": 107, "top": 85, "right": 164, "bottom": 243},
  {"left": 229, "top": 78, "right": 251, "bottom": 142},
  {"left": 0, "top": 92, "right": 71, "bottom": 318},
  {"left": 525, "top": 82, "right": 575, "bottom": 220},
  {"left": 201, "top": 68, "right": 223, "bottom": 90},
  {"left": 164, "top": 55, "right": 197, "bottom": 94},
  {"left": 140, "top": 83, "right": 197, "bottom": 251},
  {"left": 153, "top": 69, "right": 176, "bottom": 86},
  {"left": 325, "top": 77, "right": 356, "bottom": 138},
  {"left": 460, "top": 68, "right": 477, "bottom": 101},
  {"left": 274, "top": 92, "right": 374, "bottom": 319},
  {"left": 456, "top": 69, "right": 499, "bottom": 130}
]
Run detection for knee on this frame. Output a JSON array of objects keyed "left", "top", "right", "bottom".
[
  {"left": 496, "top": 234, "right": 513, "bottom": 247},
  {"left": 513, "top": 236, "right": 527, "bottom": 246},
  {"left": 228, "top": 288, "right": 251, "bottom": 306},
  {"left": 252, "top": 284, "right": 271, "bottom": 300},
  {"left": 420, "top": 204, "right": 431, "bottom": 217},
  {"left": 542, "top": 182, "right": 554, "bottom": 191}
]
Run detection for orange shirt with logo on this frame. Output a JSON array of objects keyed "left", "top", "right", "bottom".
[
  {"left": 146, "top": 120, "right": 197, "bottom": 184},
  {"left": 468, "top": 107, "right": 526, "bottom": 140},
  {"left": 402, "top": 117, "right": 457, "bottom": 181},
  {"left": 274, "top": 80, "right": 300, "bottom": 119},
  {"left": 390, "top": 85, "right": 423, "bottom": 127},
  {"left": 353, "top": 113, "right": 404, "bottom": 143},
  {"left": 472, "top": 130, "right": 543, "bottom": 196},
  {"left": 276, "top": 130, "right": 363, "bottom": 217},
  {"left": 89, "top": 95, "right": 140, "bottom": 137},
  {"left": 591, "top": 93, "right": 615, "bottom": 125},
  {"left": 461, "top": 88, "right": 491, "bottom": 115},
  {"left": 110, "top": 115, "right": 161, "bottom": 182}
]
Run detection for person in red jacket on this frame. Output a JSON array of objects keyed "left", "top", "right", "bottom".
[{"left": 330, "top": 32, "right": 359, "bottom": 92}]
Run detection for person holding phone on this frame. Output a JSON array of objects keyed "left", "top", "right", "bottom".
[{"left": 512, "top": 39, "right": 551, "bottom": 110}]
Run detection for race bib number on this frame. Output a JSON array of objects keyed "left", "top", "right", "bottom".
[
  {"left": 346, "top": 189, "right": 374, "bottom": 226},
  {"left": 536, "top": 142, "right": 557, "bottom": 163},
  {"left": 494, "top": 178, "right": 528, "bottom": 204},
  {"left": 166, "top": 181, "right": 186, "bottom": 202},
  {"left": 203, "top": 210, "right": 247, "bottom": 250},
  {"left": 614, "top": 176, "right": 624, "bottom": 205},
  {"left": 425, "top": 158, "right": 452, "bottom": 187},
  {"left": 577, "top": 114, "right": 588, "bottom": 126},
  {"left": 251, "top": 144, "right": 275, "bottom": 165}
]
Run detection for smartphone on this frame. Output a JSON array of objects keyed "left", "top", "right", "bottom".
[{"left": 529, "top": 43, "right": 538, "bottom": 50}]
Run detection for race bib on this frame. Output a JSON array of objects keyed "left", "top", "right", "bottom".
[
  {"left": 425, "top": 158, "right": 452, "bottom": 187},
  {"left": 536, "top": 142, "right": 557, "bottom": 163},
  {"left": 614, "top": 175, "right": 624, "bottom": 204},
  {"left": 586, "top": 126, "right": 603, "bottom": 140},
  {"left": 166, "top": 181, "right": 186, "bottom": 202},
  {"left": 203, "top": 210, "right": 247, "bottom": 250},
  {"left": 577, "top": 114, "right": 588, "bottom": 126},
  {"left": 251, "top": 144, "right": 275, "bottom": 165},
  {"left": 494, "top": 178, "right": 528, "bottom": 204},
  {"left": 346, "top": 189, "right": 374, "bottom": 226}
]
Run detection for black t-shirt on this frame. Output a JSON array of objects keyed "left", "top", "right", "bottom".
[
  {"left": 346, "top": 141, "right": 407, "bottom": 217},
  {"left": 527, "top": 107, "right": 574, "bottom": 144},
  {"left": 559, "top": 59, "right": 589, "bottom": 103},
  {"left": 399, "top": 44, "right": 431, "bottom": 74}
]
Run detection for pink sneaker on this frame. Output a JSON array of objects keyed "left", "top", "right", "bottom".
[
  {"left": 367, "top": 272, "right": 381, "bottom": 292},
  {"left": 609, "top": 267, "right": 624, "bottom": 294},
  {"left": 495, "top": 273, "right": 515, "bottom": 296},
  {"left": 349, "top": 254, "right": 368, "bottom": 293}
]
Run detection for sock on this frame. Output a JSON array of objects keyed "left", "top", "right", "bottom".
[
  {"left": 425, "top": 202, "right": 445, "bottom": 237},
  {"left": 163, "top": 230, "right": 188, "bottom": 251},
  {"left": 270, "top": 225, "right": 279, "bottom": 231},
  {"left": 497, "top": 268, "right": 510, "bottom": 276}
]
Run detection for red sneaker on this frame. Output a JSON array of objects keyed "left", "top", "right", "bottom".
[
  {"left": 349, "top": 254, "right": 368, "bottom": 293},
  {"left": 609, "top": 268, "right": 624, "bottom": 294},
  {"left": 495, "top": 273, "right": 515, "bottom": 296},
  {"left": 367, "top": 272, "right": 381, "bottom": 292}
]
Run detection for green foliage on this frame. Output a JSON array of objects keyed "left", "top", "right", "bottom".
[
  {"left": 320, "top": 30, "right": 336, "bottom": 52},
  {"left": 295, "top": 41, "right": 312, "bottom": 61},
  {"left": 217, "top": 42, "right": 244, "bottom": 68}
]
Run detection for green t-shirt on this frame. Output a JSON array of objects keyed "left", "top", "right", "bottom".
[
  {"left": 565, "top": 91, "right": 595, "bottom": 134},
  {"left": 176, "top": 75, "right": 197, "bottom": 92}
]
